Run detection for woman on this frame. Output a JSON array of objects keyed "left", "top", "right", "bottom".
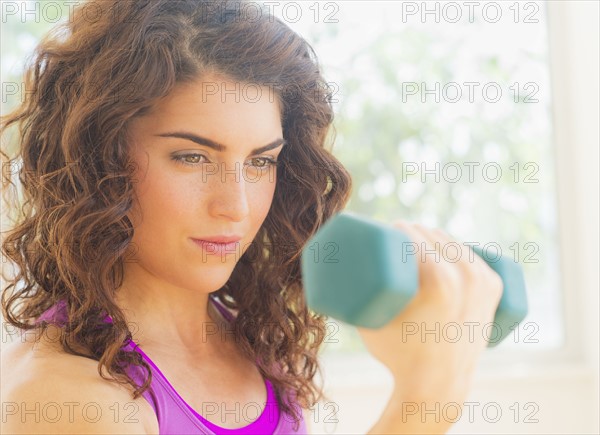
[{"left": 1, "top": 1, "right": 502, "bottom": 434}]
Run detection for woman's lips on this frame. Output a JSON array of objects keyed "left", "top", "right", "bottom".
[
  {"left": 190, "top": 238, "right": 240, "bottom": 256},
  {"left": 194, "top": 235, "right": 242, "bottom": 243}
]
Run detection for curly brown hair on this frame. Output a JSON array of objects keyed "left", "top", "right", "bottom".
[{"left": 1, "top": 0, "right": 352, "bottom": 430}]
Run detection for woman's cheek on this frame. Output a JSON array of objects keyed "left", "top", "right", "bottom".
[{"left": 253, "top": 175, "right": 278, "bottom": 221}]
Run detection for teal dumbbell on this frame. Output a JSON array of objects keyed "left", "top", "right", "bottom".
[{"left": 300, "top": 212, "right": 528, "bottom": 346}]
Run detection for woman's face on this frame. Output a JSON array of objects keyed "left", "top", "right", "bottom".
[{"left": 125, "top": 73, "right": 284, "bottom": 293}]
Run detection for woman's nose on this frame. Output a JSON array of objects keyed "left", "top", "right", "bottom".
[{"left": 206, "top": 162, "right": 250, "bottom": 222}]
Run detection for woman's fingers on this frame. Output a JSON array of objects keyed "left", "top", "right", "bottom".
[
  {"left": 392, "top": 220, "right": 464, "bottom": 307},
  {"left": 391, "top": 220, "right": 503, "bottom": 323}
]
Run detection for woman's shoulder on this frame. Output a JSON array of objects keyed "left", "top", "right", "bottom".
[{"left": 1, "top": 324, "right": 159, "bottom": 434}]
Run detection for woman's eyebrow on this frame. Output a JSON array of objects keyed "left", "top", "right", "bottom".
[{"left": 155, "top": 131, "right": 286, "bottom": 154}]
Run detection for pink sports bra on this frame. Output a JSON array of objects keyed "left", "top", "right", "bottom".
[{"left": 36, "top": 297, "right": 307, "bottom": 434}]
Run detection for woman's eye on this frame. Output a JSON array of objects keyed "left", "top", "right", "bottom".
[
  {"left": 247, "top": 157, "right": 279, "bottom": 170},
  {"left": 171, "top": 153, "right": 207, "bottom": 167}
]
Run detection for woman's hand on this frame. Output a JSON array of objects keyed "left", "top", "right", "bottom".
[{"left": 358, "top": 220, "right": 503, "bottom": 433}]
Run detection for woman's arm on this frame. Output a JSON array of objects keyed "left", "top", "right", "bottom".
[{"left": 360, "top": 220, "right": 503, "bottom": 434}]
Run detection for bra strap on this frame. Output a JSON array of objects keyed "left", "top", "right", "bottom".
[{"left": 210, "top": 295, "right": 236, "bottom": 323}]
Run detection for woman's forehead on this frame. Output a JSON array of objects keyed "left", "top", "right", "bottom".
[{"left": 135, "top": 79, "right": 282, "bottom": 131}]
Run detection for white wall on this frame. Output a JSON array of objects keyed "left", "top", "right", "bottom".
[{"left": 310, "top": 1, "right": 599, "bottom": 433}]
